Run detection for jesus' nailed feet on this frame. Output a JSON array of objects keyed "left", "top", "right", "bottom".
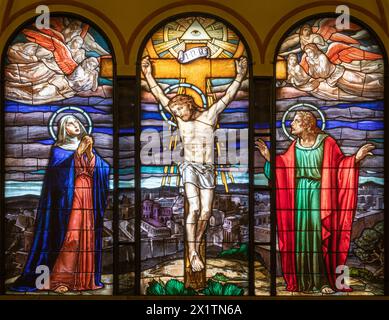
[{"left": 190, "top": 250, "right": 204, "bottom": 272}]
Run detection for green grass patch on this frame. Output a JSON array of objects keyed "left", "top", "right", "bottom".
[
  {"left": 218, "top": 243, "right": 248, "bottom": 260},
  {"left": 146, "top": 279, "right": 197, "bottom": 295},
  {"left": 200, "top": 280, "right": 244, "bottom": 296}
]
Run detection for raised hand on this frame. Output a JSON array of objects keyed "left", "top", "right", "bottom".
[
  {"left": 141, "top": 56, "right": 152, "bottom": 77},
  {"left": 355, "top": 143, "right": 375, "bottom": 163},
  {"left": 77, "top": 135, "right": 94, "bottom": 157},
  {"left": 82, "top": 135, "right": 93, "bottom": 146},
  {"left": 77, "top": 138, "right": 87, "bottom": 156},
  {"left": 236, "top": 56, "right": 248, "bottom": 81},
  {"left": 255, "top": 138, "right": 270, "bottom": 162},
  {"left": 83, "top": 135, "right": 94, "bottom": 160}
]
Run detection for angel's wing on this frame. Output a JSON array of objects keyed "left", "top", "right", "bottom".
[
  {"left": 316, "top": 18, "right": 361, "bottom": 44},
  {"left": 33, "top": 26, "right": 65, "bottom": 43},
  {"left": 23, "top": 29, "right": 55, "bottom": 50},
  {"left": 326, "top": 42, "right": 382, "bottom": 64},
  {"left": 23, "top": 29, "right": 78, "bottom": 75}
]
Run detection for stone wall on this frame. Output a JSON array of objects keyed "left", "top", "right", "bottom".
[{"left": 141, "top": 237, "right": 184, "bottom": 260}]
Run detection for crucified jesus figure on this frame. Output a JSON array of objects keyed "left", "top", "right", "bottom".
[{"left": 142, "top": 55, "right": 248, "bottom": 272}]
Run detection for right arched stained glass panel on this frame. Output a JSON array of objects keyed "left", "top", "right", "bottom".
[{"left": 272, "top": 17, "right": 385, "bottom": 295}]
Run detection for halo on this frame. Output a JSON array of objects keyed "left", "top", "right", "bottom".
[
  {"left": 159, "top": 83, "right": 207, "bottom": 127},
  {"left": 282, "top": 103, "right": 326, "bottom": 141},
  {"left": 48, "top": 106, "right": 93, "bottom": 140}
]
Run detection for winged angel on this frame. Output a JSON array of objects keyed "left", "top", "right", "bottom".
[
  {"left": 5, "top": 18, "right": 110, "bottom": 104},
  {"left": 279, "top": 18, "right": 384, "bottom": 101}
]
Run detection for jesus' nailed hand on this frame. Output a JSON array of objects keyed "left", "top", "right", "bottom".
[{"left": 141, "top": 55, "right": 248, "bottom": 272}]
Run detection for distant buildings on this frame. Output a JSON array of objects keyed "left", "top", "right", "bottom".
[
  {"left": 352, "top": 183, "right": 385, "bottom": 240},
  {"left": 4, "top": 181, "right": 383, "bottom": 277},
  {"left": 119, "top": 194, "right": 135, "bottom": 220},
  {"left": 254, "top": 193, "right": 270, "bottom": 243},
  {"left": 139, "top": 193, "right": 250, "bottom": 257},
  {"left": 4, "top": 195, "right": 116, "bottom": 278},
  {"left": 207, "top": 209, "right": 224, "bottom": 246},
  {"left": 357, "top": 183, "right": 384, "bottom": 212},
  {"left": 141, "top": 196, "right": 173, "bottom": 225}
]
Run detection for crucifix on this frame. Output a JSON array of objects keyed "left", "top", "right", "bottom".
[
  {"left": 142, "top": 41, "right": 247, "bottom": 289},
  {"left": 146, "top": 43, "right": 237, "bottom": 192}
]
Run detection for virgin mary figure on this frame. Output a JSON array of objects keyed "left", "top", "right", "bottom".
[{"left": 11, "top": 115, "right": 110, "bottom": 293}]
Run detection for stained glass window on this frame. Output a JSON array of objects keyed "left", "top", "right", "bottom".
[
  {"left": 1, "top": 13, "right": 386, "bottom": 299},
  {"left": 3, "top": 16, "right": 114, "bottom": 295},
  {"left": 139, "top": 16, "right": 258, "bottom": 295},
  {"left": 271, "top": 17, "right": 385, "bottom": 295}
]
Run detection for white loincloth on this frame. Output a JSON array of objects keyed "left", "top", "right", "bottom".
[{"left": 178, "top": 161, "right": 215, "bottom": 189}]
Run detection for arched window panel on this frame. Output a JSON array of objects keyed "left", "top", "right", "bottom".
[
  {"left": 274, "top": 17, "right": 385, "bottom": 295},
  {"left": 139, "top": 15, "right": 262, "bottom": 295},
  {"left": 3, "top": 16, "right": 114, "bottom": 295}
]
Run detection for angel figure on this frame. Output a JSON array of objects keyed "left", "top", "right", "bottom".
[
  {"left": 283, "top": 46, "right": 383, "bottom": 101},
  {"left": 279, "top": 18, "right": 383, "bottom": 74},
  {"left": 58, "top": 18, "right": 110, "bottom": 55},
  {"left": 5, "top": 25, "right": 102, "bottom": 104}
]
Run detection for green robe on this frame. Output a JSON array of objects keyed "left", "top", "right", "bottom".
[
  {"left": 265, "top": 134, "right": 329, "bottom": 291},
  {"left": 295, "top": 134, "right": 328, "bottom": 291}
]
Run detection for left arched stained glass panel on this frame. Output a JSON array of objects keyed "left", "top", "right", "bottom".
[{"left": 3, "top": 16, "right": 114, "bottom": 295}]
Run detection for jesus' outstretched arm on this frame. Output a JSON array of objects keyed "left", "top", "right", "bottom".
[
  {"left": 141, "top": 56, "right": 172, "bottom": 113},
  {"left": 208, "top": 56, "right": 248, "bottom": 118}
]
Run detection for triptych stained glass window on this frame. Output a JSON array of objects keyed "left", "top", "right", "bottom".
[{"left": 1, "top": 14, "right": 386, "bottom": 296}]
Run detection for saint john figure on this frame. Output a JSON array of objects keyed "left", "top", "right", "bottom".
[
  {"left": 256, "top": 111, "right": 374, "bottom": 293},
  {"left": 11, "top": 115, "right": 110, "bottom": 293}
]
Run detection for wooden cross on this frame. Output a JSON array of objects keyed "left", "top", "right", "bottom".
[
  {"left": 142, "top": 46, "right": 237, "bottom": 289},
  {"left": 146, "top": 59, "right": 236, "bottom": 106}
]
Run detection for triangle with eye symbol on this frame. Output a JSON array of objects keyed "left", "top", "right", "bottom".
[{"left": 180, "top": 19, "right": 211, "bottom": 41}]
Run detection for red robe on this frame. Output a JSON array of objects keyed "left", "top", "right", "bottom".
[
  {"left": 50, "top": 153, "right": 102, "bottom": 291},
  {"left": 276, "top": 136, "right": 359, "bottom": 291}
]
